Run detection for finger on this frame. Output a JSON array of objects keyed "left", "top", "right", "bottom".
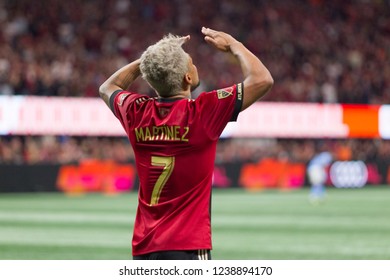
[
  {"left": 202, "top": 27, "right": 217, "bottom": 37},
  {"left": 204, "top": 36, "right": 216, "bottom": 45}
]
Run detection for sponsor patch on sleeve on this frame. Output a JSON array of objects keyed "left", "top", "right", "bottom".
[
  {"left": 237, "top": 83, "right": 243, "bottom": 101},
  {"left": 117, "top": 93, "right": 130, "bottom": 106}
]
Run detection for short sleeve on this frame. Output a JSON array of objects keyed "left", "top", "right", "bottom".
[
  {"left": 109, "top": 90, "right": 147, "bottom": 133},
  {"left": 196, "top": 83, "right": 243, "bottom": 140}
]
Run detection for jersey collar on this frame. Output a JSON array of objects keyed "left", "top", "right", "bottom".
[{"left": 157, "top": 97, "right": 187, "bottom": 103}]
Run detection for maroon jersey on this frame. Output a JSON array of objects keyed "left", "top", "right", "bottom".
[{"left": 110, "top": 83, "right": 243, "bottom": 256}]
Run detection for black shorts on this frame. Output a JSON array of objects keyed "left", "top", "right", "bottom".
[{"left": 133, "top": 250, "right": 211, "bottom": 260}]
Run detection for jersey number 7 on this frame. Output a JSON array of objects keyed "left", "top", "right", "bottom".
[{"left": 150, "top": 156, "right": 175, "bottom": 206}]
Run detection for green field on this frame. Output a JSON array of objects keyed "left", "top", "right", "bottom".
[{"left": 0, "top": 187, "right": 389, "bottom": 260}]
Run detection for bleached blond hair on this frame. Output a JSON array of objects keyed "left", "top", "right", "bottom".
[{"left": 140, "top": 34, "right": 190, "bottom": 97}]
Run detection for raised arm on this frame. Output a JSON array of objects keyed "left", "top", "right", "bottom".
[
  {"left": 99, "top": 59, "right": 141, "bottom": 108},
  {"left": 201, "top": 27, "right": 273, "bottom": 111}
]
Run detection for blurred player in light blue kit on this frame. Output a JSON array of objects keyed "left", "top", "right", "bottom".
[{"left": 307, "top": 147, "right": 333, "bottom": 204}]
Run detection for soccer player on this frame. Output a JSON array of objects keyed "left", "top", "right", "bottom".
[
  {"left": 99, "top": 27, "right": 273, "bottom": 260},
  {"left": 307, "top": 145, "right": 333, "bottom": 204}
]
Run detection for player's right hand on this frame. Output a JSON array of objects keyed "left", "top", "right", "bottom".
[{"left": 201, "top": 27, "right": 239, "bottom": 52}]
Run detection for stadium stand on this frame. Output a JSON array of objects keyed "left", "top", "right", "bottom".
[
  {"left": 0, "top": 0, "right": 389, "bottom": 103},
  {"left": 0, "top": 0, "right": 390, "bottom": 189}
]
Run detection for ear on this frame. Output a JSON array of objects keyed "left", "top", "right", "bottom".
[{"left": 184, "top": 72, "right": 192, "bottom": 85}]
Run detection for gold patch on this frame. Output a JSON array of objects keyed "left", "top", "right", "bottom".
[{"left": 217, "top": 86, "right": 234, "bottom": 99}]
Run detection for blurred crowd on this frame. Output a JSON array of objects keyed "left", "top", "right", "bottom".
[
  {"left": 1, "top": 0, "right": 389, "bottom": 103},
  {"left": 1, "top": 1, "right": 390, "bottom": 167},
  {"left": 0, "top": 136, "right": 134, "bottom": 164},
  {"left": 216, "top": 138, "right": 390, "bottom": 164},
  {"left": 1, "top": 135, "right": 389, "bottom": 165}
]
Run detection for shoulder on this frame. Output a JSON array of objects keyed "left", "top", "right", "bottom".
[
  {"left": 195, "top": 83, "right": 243, "bottom": 120},
  {"left": 110, "top": 90, "right": 152, "bottom": 115},
  {"left": 196, "top": 83, "right": 243, "bottom": 102}
]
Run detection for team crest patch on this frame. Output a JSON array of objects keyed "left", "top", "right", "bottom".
[
  {"left": 217, "top": 86, "right": 234, "bottom": 99},
  {"left": 117, "top": 93, "right": 129, "bottom": 106},
  {"left": 158, "top": 107, "right": 170, "bottom": 118}
]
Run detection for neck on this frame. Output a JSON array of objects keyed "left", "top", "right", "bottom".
[{"left": 159, "top": 90, "right": 191, "bottom": 100}]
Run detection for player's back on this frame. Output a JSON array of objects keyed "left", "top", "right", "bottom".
[
  {"left": 129, "top": 97, "right": 216, "bottom": 208},
  {"left": 125, "top": 95, "right": 217, "bottom": 255},
  {"left": 110, "top": 83, "right": 242, "bottom": 255}
]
